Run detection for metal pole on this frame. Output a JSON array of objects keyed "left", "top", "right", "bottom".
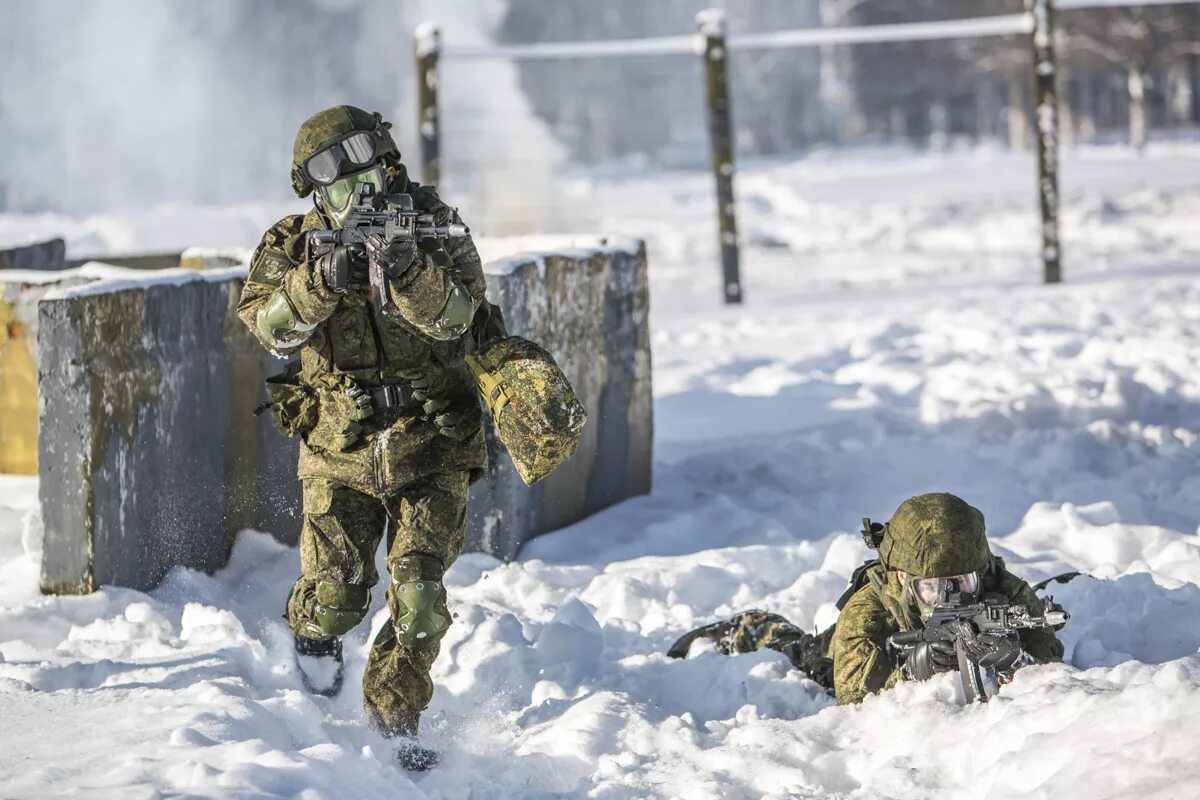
[
  {"left": 415, "top": 22, "right": 442, "bottom": 186},
  {"left": 697, "top": 10, "right": 743, "bottom": 304},
  {"left": 1028, "top": 0, "right": 1061, "bottom": 284}
]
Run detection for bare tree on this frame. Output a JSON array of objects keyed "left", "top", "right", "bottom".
[{"left": 1062, "top": 4, "right": 1200, "bottom": 152}]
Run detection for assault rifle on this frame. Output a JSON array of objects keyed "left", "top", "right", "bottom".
[
  {"left": 889, "top": 595, "right": 1069, "bottom": 703},
  {"left": 308, "top": 184, "right": 469, "bottom": 317}
]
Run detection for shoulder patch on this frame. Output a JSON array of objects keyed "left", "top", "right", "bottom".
[
  {"left": 249, "top": 214, "right": 306, "bottom": 285},
  {"left": 255, "top": 250, "right": 292, "bottom": 282}
]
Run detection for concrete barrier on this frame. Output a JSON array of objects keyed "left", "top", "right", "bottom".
[
  {"left": 469, "top": 237, "right": 653, "bottom": 559},
  {"left": 0, "top": 266, "right": 115, "bottom": 474},
  {"left": 37, "top": 239, "right": 652, "bottom": 593},
  {"left": 37, "top": 268, "right": 299, "bottom": 594},
  {"left": 0, "top": 238, "right": 66, "bottom": 271}
]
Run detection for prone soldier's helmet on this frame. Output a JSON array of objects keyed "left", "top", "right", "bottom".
[
  {"left": 877, "top": 493, "right": 992, "bottom": 618},
  {"left": 291, "top": 105, "right": 402, "bottom": 225}
]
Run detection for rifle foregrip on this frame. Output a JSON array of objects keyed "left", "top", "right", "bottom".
[{"left": 890, "top": 630, "right": 924, "bottom": 646}]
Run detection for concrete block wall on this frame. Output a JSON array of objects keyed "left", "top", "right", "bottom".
[
  {"left": 37, "top": 268, "right": 299, "bottom": 593},
  {"left": 1, "top": 267, "right": 100, "bottom": 474},
  {"left": 469, "top": 238, "right": 653, "bottom": 559},
  {"left": 36, "top": 239, "right": 652, "bottom": 593},
  {"left": 1, "top": 257, "right": 233, "bottom": 474},
  {"left": 0, "top": 238, "right": 66, "bottom": 272}
]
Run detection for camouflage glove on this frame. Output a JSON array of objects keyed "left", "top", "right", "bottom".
[
  {"left": 317, "top": 246, "right": 368, "bottom": 293},
  {"left": 957, "top": 630, "right": 1024, "bottom": 671},
  {"left": 330, "top": 384, "right": 374, "bottom": 449},
  {"left": 364, "top": 234, "right": 419, "bottom": 279},
  {"left": 399, "top": 369, "right": 480, "bottom": 441},
  {"left": 424, "top": 394, "right": 482, "bottom": 442},
  {"left": 905, "top": 640, "right": 957, "bottom": 681}
]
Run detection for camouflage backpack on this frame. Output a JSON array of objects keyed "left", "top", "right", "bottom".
[{"left": 465, "top": 336, "right": 587, "bottom": 485}]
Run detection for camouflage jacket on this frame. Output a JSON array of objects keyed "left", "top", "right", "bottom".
[
  {"left": 830, "top": 557, "right": 1064, "bottom": 705},
  {"left": 237, "top": 177, "right": 500, "bottom": 494}
]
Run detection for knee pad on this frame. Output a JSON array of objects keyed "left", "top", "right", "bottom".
[
  {"left": 390, "top": 554, "right": 449, "bottom": 646},
  {"left": 308, "top": 580, "right": 370, "bottom": 637}
]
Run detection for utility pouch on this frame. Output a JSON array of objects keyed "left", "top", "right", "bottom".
[
  {"left": 465, "top": 336, "right": 587, "bottom": 486},
  {"left": 256, "top": 361, "right": 318, "bottom": 438}
]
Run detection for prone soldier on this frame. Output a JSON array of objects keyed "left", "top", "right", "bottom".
[{"left": 669, "top": 493, "right": 1066, "bottom": 705}]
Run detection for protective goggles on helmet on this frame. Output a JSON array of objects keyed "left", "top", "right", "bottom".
[
  {"left": 303, "top": 131, "right": 381, "bottom": 186},
  {"left": 898, "top": 571, "right": 980, "bottom": 606}
]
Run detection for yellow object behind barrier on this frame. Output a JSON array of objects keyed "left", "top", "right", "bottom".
[{"left": 0, "top": 296, "right": 38, "bottom": 474}]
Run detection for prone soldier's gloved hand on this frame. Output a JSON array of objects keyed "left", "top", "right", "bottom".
[
  {"left": 365, "top": 234, "right": 419, "bottom": 279},
  {"left": 959, "top": 631, "right": 1024, "bottom": 671},
  {"left": 905, "top": 640, "right": 958, "bottom": 681},
  {"left": 317, "top": 246, "right": 368, "bottom": 293}
]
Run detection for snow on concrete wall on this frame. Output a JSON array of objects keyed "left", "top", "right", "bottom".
[{"left": 36, "top": 240, "right": 652, "bottom": 593}]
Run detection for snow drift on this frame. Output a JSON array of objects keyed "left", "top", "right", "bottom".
[{"left": 3, "top": 143, "right": 1200, "bottom": 797}]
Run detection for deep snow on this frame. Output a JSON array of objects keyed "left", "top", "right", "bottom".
[{"left": 3, "top": 144, "right": 1200, "bottom": 798}]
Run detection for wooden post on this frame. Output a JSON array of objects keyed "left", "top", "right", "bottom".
[
  {"left": 697, "top": 9, "right": 743, "bottom": 304},
  {"left": 414, "top": 22, "right": 441, "bottom": 186},
  {"left": 1028, "top": 0, "right": 1061, "bottom": 284}
]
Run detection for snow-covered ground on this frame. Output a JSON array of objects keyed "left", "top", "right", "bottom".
[{"left": 4, "top": 144, "right": 1200, "bottom": 798}]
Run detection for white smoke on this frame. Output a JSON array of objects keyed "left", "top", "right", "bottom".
[
  {"left": 0, "top": 0, "right": 565, "bottom": 234},
  {"left": 412, "top": 0, "right": 568, "bottom": 235}
]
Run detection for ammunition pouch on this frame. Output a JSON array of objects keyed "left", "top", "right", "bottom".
[
  {"left": 465, "top": 336, "right": 587, "bottom": 486},
  {"left": 259, "top": 362, "right": 318, "bottom": 438}
]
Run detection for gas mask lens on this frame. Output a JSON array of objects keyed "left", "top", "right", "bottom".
[
  {"left": 303, "top": 131, "right": 379, "bottom": 185},
  {"left": 913, "top": 573, "right": 980, "bottom": 606},
  {"left": 320, "top": 166, "right": 386, "bottom": 225}
]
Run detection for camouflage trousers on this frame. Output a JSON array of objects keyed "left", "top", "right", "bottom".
[
  {"left": 669, "top": 610, "right": 836, "bottom": 691},
  {"left": 286, "top": 470, "right": 470, "bottom": 734}
]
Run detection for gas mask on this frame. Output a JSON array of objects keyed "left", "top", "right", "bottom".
[
  {"left": 897, "top": 570, "right": 981, "bottom": 620},
  {"left": 317, "top": 165, "right": 387, "bottom": 227}
]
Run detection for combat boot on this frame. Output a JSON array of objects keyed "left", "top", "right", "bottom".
[
  {"left": 394, "top": 738, "right": 439, "bottom": 772},
  {"left": 368, "top": 710, "right": 439, "bottom": 771},
  {"left": 293, "top": 633, "right": 344, "bottom": 697}
]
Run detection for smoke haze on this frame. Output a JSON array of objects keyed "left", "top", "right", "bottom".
[{"left": 0, "top": 1, "right": 464, "bottom": 215}]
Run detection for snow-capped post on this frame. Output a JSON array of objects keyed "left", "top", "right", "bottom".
[
  {"left": 1028, "top": 0, "right": 1061, "bottom": 284},
  {"left": 697, "top": 9, "right": 743, "bottom": 305},
  {"left": 415, "top": 22, "right": 442, "bottom": 187}
]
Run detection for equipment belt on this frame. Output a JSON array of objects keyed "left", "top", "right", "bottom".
[{"left": 367, "top": 383, "right": 411, "bottom": 411}]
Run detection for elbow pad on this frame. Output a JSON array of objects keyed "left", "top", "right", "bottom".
[
  {"left": 256, "top": 287, "right": 317, "bottom": 351},
  {"left": 415, "top": 284, "right": 476, "bottom": 341}
]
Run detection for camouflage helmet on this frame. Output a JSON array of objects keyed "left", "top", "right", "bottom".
[
  {"left": 878, "top": 493, "right": 991, "bottom": 577},
  {"left": 290, "top": 105, "right": 400, "bottom": 198}
]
